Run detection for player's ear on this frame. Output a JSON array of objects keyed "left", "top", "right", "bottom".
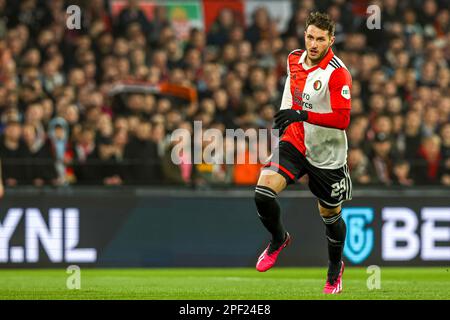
[{"left": 329, "top": 35, "right": 335, "bottom": 47}]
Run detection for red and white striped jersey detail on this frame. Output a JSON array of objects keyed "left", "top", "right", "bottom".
[{"left": 280, "top": 49, "right": 307, "bottom": 155}]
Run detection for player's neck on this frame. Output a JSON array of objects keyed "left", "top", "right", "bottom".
[{"left": 304, "top": 56, "right": 320, "bottom": 68}]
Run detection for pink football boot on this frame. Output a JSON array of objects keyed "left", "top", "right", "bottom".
[
  {"left": 256, "top": 233, "right": 291, "bottom": 272},
  {"left": 323, "top": 261, "right": 345, "bottom": 294}
]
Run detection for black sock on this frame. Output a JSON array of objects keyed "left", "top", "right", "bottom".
[
  {"left": 322, "top": 211, "right": 346, "bottom": 280},
  {"left": 255, "top": 186, "right": 286, "bottom": 251}
]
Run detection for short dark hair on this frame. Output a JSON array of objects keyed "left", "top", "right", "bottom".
[{"left": 305, "top": 12, "right": 335, "bottom": 37}]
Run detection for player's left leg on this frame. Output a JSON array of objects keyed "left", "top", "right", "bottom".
[
  {"left": 318, "top": 201, "right": 346, "bottom": 294},
  {"left": 303, "top": 162, "right": 352, "bottom": 294}
]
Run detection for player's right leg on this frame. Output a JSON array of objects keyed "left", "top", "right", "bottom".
[
  {"left": 254, "top": 141, "right": 302, "bottom": 272},
  {"left": 256, "top": 169, "right": 288, "bottom": 245},
  {"left": 254, "top": 170, "right": 291, "bottom": 272}
]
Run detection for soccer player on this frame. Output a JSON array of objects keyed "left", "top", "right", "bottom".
[{"left": 254, "top": 12, "right": 352, "bottom": 294}]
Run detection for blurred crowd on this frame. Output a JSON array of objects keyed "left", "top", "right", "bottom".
[{"left": 0, "top": 0, "right": 449, "bottom": 187}]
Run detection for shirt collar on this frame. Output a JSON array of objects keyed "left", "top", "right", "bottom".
[{"left": 299, "top": 47, "right": 334, "bottom": 69}]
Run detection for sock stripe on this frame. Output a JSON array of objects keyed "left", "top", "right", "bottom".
[
  {"left": 255, "top": 186, "right": 276, "bottom": 194},
  {"left": 256, "top": 185, "right": 277, "bottom": 195},
  {"left": 323, "top": 215, "right": 341, "bottom": 225},
  {"left": 327, "top": 236, "right": 343, "bottom": 244},
  {"left": 255, "top": 189, "right": 275, "bottom": 198},
  {"left": 323, "top": 217, "right": 340, "bottom": 224},
  {"left": 255, "top": 188, "right": 276, "bottom": 198},
  {"left": 256, "top": 210, "right": 263, "bottom": 218},
  {"left": 324, "top": 213, "right": 341, "bottom": 222},
  {"left": 255, "top": 186, "right": 277, "bottom": 197},
  {"left": 322, "top": 211, "right": 342, "bottom": 225},
  {"left": 325, "top": 215, "right": 341, "bottom": 225}
]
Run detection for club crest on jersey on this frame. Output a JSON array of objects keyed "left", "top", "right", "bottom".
[{"left": 313, "top": 80, "right": 322, "bottom": 90}]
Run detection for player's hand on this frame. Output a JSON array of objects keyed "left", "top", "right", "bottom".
[{"left": 274, "top": 109, "right": 308, "bottom": 133}]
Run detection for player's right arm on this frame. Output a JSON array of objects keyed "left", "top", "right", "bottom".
[
  {"left": 279, "top": 73, "right": 293, "bottom": 111},
  {"left": 273, "top": 53, "right": 295, "bottom": 132}
]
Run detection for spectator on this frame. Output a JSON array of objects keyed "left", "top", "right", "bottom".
[
  {"left": 414, "top": 135, "right": 444, "bottom": 185},
  {"left": 392, "top": 160, "right": 414, "bottom": 186},
  {"left": 369, "top": 133, "right": 396, "bottom": 185},
  {"left": 115, "top": 0, "right": 149, "bottom": 37},
  {"left": 147, "top": 5, "right": 170, "bottom": 45},
  {"left": 422, "top": 107, "right": 440, "bottom": 137},
  {"left": 96, "top": 113, "right": 113, "bottom": 144},
  {"left": 440, "top": 123, "right": 450, "bottom": 161},
  {"left": 348, "top": 147, "right": 372, "bottom": 185},
  {"left": 213, "top": 89, "right": 235, "bottom": 129},
  {"left": 207, "top": 8, "right": 237, "bottom": 47},
  {"left": 124, "top": 120, "right": 161, "bottom": 185},
  {"left": 347, "top": 116, "right": 369, "bottom": 152},
  {"left": 0, "top": 120, "right": 27, "bottom": 186},
  {"left": 161, "top": 121, "right": 192, "bottom": 185},
  {"left": 48, "top": 117, "right": 72, "bottom": 185},
  {"left": 257, "top": 104, "right": 276, "bottom": 129},
  {"left": 22, "top": 123, "right": 57, "bottom": 186},
  {"left": 73, "top": 126, "right": 100, "bottom": 185},
  {"left": 0, "top": 2, "right": 448, "bottom": 187},
  {"left": 245, "top": 7, "right": 272, "bottom": 46},
  {"left": 402, "top": 111, "right": 423, "bottom": 160},
  {"left": 99, "top": 129, "right": 128, "bottom": 186}
]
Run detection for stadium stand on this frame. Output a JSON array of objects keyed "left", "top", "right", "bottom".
[{"left": 0, "top": 0, "right": 448, "bottom": 187}]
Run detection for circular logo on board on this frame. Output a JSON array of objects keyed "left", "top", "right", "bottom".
[{"left": 313, "top": 80, "right": 322, "bottom": 90}]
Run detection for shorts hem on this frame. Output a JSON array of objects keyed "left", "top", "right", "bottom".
[
  {"left": 318, "top": 198, "right": 344, "bottom": 207},
  {"left": 261, "top": 165, "right": 294, "bottom": 184}
]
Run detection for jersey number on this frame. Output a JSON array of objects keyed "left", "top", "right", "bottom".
[{"left": 331, "top": 179, "right": 346, "bottom": 200}]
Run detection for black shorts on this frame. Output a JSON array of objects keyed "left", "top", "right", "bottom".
[{"left": 263, "top": 141, "right": 352, "bottom": 207}]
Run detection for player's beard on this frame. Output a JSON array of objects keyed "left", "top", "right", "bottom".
[{"left": 307, "top": 45, "right": 330, "bottom": 64}]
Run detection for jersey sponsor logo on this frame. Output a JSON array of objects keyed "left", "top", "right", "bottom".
[
  {"left": 313, "top": 80, "right": 322, "bottom": 90},
  {"left": 341, "top": 85, "right": 351, "bottom": 99},
  {"left": 293, "top": 88, "right": 313, "bottom": 109},
  {"left": 293, "top": 88, "right": 302, "bottom": 106}
]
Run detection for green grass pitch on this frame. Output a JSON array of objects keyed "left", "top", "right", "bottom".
[{"left": 0, "top": 267, "right": 449, "bottom": 300}]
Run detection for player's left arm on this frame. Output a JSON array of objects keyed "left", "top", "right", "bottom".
[{"left": 304, "top": 67, "right": 352, "bottom": 130}]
